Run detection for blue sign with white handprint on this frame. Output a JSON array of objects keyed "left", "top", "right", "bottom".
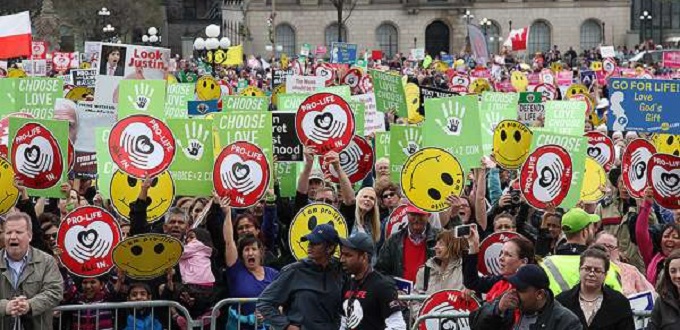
[
  {"left": 607, "top": 78, "right": 680, "bottom": 133},
  {"left": 330, "top": 42, "right": 358, "bottom": 64}
]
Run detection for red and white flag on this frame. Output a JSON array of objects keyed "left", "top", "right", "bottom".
[
  {"left": 504, "top": 27, "right": 530, "bottom": 51},
  {"left": 0, "top": 11, "right": 32, "bottom": 59}
]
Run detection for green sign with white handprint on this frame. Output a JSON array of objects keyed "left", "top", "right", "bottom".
[
  {"left": 168, "top": 119, "right": 214, "bottom": 196},
  {"left": 544, "top": 101, "right": 586, "bottom": 136},
  {"left": 164, "top": 83, "right": 195, "bottom": 119},
  {"left": 389, "top": 125, "right": 422, "bottom": 182},
  {"left": 275, "top": 162, "right": 297, "bottom": 198},
  {"left": 95, "top": 127, "right": 118, "bottom": 200},
  {"left": 424, "top": 95, "right": 483, "bottom": 172},
  {"left": 480, "top": 92, "right": 519, "bottom": 156},
  {"left": 118, "top": 79, "right": 167, "bottom": 119},
  {"left": 370, "top": 69, "right": 408, "bottom": 118},
  {"left": 375, "top": 131, "right": 390, "bottom": 160},
  {"left": 349, "top": 101, "right": 365, "bottom": 137},
  {"left": 529, "top": 130, "right": 586, "bottom": 209},
  {"left": 0, "top": 78, "right": 19, "bottom": 117},
  {"left": 16, "top": 78, "right": 63, "bottom": 119}
]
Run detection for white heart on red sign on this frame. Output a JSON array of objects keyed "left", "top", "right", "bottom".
[
  {"left": 320, "top": 135, "right": 373, "bottom": 183},
  {"left": 533, "top": 83, "right": 557, "bottom": 101},
  {"left": 622, "top": 139, "right": 656, "bottom": 198},
  {"left": 296, "top": 93, "right": 355, "bottom": 154},
  {"left": 11, "top": 122, "right": 64, "bottom": 189},
  {"left": 477, "top": 232, "right": 519, "bottom": 276},
  {"left": 585, "top": 131, "right": 615, "bottom": 172},
  {"left": 213, "top": 141, "right": 270, "bottom": 208},
  {"left": 359, "top": 75, "right": 373, "bottom": 93},
  {"left": 417, "top": 289, "right": 480, "bottom": 330},
  {"left": 519, "top": 144, "right": 572, "bottom": 209},
  {"left": 0, "top": 112, "right": 34, "bottom": 159},
  {"left": 647, "top": 153, "right": 680, "bottom": 209},
  {"left": 342, "top": 68, "right": 361, "bottom": 88},
  {"left": 108, "top": 115, "right": 176, "bottom": 179},
  {"left": 315, "top": 64, "right": 335, "bottom": 85},
  {"left": 384, "top": 204, "right": 408, "bottom": 239}
]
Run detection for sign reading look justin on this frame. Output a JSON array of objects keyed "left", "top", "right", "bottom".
[
  {"left": 213, "top": 141, "right": 270, "bottom": 208},
  {"left": 296, "top": 92, "right": 355, "bottom": 155}
]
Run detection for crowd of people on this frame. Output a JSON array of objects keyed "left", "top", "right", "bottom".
[{"left": 2, "top": 38, "right": 680, "bottom": 330}]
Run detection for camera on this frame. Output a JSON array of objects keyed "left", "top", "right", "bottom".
[{"left": 510, "top": 189, "right": 522, "bottom": 205}]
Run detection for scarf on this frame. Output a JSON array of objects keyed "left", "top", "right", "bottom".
[
  {"left": 486, "top": 278, "right": 513, "bottom": 302},
  {"left": 179, "top": 240, "right": 215, "bottom": 285}
]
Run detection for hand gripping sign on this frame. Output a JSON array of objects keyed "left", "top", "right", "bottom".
[
  {"left": 57, "top": 206, "right": 121, "bottom": 277},
  {"left": 213, "top": 141, "right": 270, "bottom": 208},
  {"left": 296, "top": 93, "right": 355, "bottom": 154},
  {"left": 320, "top": 135, "right": 373, "bottom": 184},
  {"left": 622, "top": 139, "right": 656, "bottom": 198},
  {"left": 384, "top": 204, "right": 409, "bottom": 240},
  {"left": 647, "top": 153, "right": 680, "bottom": 209},
  {"left": 477, "top": 231, "right": 520, "bottom": 276},
  {"left": 520, "top": 145, "right": 573, "bottom": 210},
  {"left": 417, "top": 290, "right": 480, "bottom": 330},
  {"left": 289, "top": 203, "right": 348, "bottom": 260},
  {"left": 109, "top": 115, "right": 176, "bottom": 179},
  {"left": 11, "top": 122, "right": 64, "bottom": 189},
  {"left": 585, "top": 131, "right": 615, "bottom": 172}
]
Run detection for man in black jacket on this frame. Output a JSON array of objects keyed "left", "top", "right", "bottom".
[{"left": 470, "top": 265, "right": 582, "bottom": 330}]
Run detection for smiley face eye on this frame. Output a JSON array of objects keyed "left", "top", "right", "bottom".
[
  {"left": 441, "top": 173, "right": 453, "bottom": 186},
  {"left": 151, "top": 177, "right": 159, "bottom": 187},
  {"left": 428, "top": 188, "right": 442, "bottom": 200},
  {"left": 667, "top": 135, "right": 674, "bottom": 145},
  {"left": 500, "top": 130, "right": 507, "bottom": 141},
  {"left": 131, "top": 245, "right": 143, "bottom": 256},
  {"left": 514, "top": 130, "right": 522, "bottom": 142},
  {"left": 127, "top": 177, "right": 138, "bottom": 187},
  {"left": 154, "top": 243, "right": 165, "bottom": 254},
  {"left": 203, "top": 80, "right": 207, "bottom": 88}
]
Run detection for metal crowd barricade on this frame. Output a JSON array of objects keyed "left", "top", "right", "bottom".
[
  {"left": 51, "top": 300, "right": 197, "bottom": 330},
  {"left": 209, "top": 297, "right": 260, "bottom": 330}
]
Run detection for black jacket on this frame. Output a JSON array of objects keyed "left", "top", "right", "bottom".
[
  {"left": 375, "top": 225, "right": 438, "bottom": 278},
  {"left": 649, "top": 292, "right": 680, "bottom": 330},
  {"left": 462, "top": 253, "right": 503, "bottom": 295},
  {"left": 469, "top": 292, "right": 583, "bottom": 330},
  {"left": 556, "top": 285, "right": 635, "bottom": 330}
]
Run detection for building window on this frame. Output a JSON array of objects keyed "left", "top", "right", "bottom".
[
  {"left": 528, "top": 20, "right": 551, "bottom": 54},
  {"left": 485, "top": 21, "right": 501, "bottom": 56},
  {"left": 376, "top": 23, "right": 398, "bottom": 58},
  {"left": 325, "top": 23, "right": 347, "bottom": 50},
  {"left": 580, "top": 19, "right": 602, "bottom": 51},
  {"left": 276, "top": 24, "right": 296, "bottom": 56}
]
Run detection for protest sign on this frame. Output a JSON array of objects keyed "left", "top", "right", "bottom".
[
  {"left": 239, "top": 86, "right": 265, "bottom": 97},
  {"left": 621, "top": 139, "right": 656, "bottom": 198},
  {"left": 651, "top": 133, "right": 680, "bottom": 156},
  {"left": 318, "top": 85, "right": 351, "bottom": 100},
  {"left": 57, "top": 206, "right": 121, "bottom": 277},
  {"left": 478, "top": 232, "right": 520, "bottom": 276},
  {"left": 0, "top": 79, "right": 19, "bottom": 116},
  {"left": 9, "top": 118, "right": 68, "bottom": 198},
  {"left": 647, "top": 153, "right": 680, "bottom": 209},
  {"left": 544, "top": 100, "right": 586, "bottom": 136},
  {"left": 16, "top": 77, "right": 62, "bottom": 119},
  {"left": 520, "top": 145, "right": 572, "bottom": 210},
  {"left": 423, "top": 95, "right": 483, "bottom": 171},
  {"left": 418, "top": 85, "right": 458, "bottom": 118},
  {"left": 214, "top": 141, "right": 270, "bottom": 208},
  {"left": 73, "top": 101, "right": 117, "bottom": 177},
  {"left": 164, "top": 83, "right": 194, "bottom": 119},
  {"left": 71, "top": 69, "right": 97, "bottom": 88},
  {"left": 52, "top": 52, "right": 79, "bottom": 72},
  {"left": 480, "top": 92, "right": 519, "bottom": 155},
  {"left": 348, "top": 100, "right": 365, "bottom": 136},
  {"left": 23, "top": 60, "right": 47, "bottom": 76},
  {"left": 375, "top": 131, "right": 390, "bottom": 160},
  {"left": 530, "top": 130, "right": 587, "bottom": 209},
  {"left": 401, "top": 147, "right": 464, "bottom": 212},
  {"left": 580, "top": 70, "right": 596, "bottom": 88},
  {"left": 320, "top": 135, "right": 373, "bottom": 184},
  {"left": 492, "top": 120, "right": 533, "bottom": 170},
  {"left": 369, "top": 69, "right": 408, "bottom": 117},
  {"left": 581, "top": 157, "right": 607, "bottom": 202},
  {"left": 188, "top": 100, "right": 219, "bottom": 116},
  {"left": 112, "top": 233, "right": 183, "bottom": 280},
  {"left": 272, "top": 112, "right": 302, "bottom": 162},
  {"left": 330, "top": 42, "right": 358, "bottom": 64},
  {"left": 110, "top": 170, "right": 174, "bottom": 222},
  {"left": 384, "top": 205, "right": 408, "bottom": 239},
  {"left": 342, "top": 68, "right": 362, "bottom": 89},
  {"left": 286, "top": 75, "right": 324, "bottom": 94},
  {"left": 389, "top": 125, "right": 421, "bottom": 182},
  {"left": 600, "top": 46, "right": 616, "bottom": 58},
  {"left": 0, "top": 113, "right": 34, "bottom": 159},
  {"left": 314, "top": 63, "right": 336, "bottom": 86},
  {"left": 410, "top": 48, "right": 425, "bottom": 61},
  {"left": 0, "top": 157, "right": 19, "bottom": 215},
  {"left": 95, "top": 128, "right": 117, "bottom": 200},
  {"left": 518, "top": 92, "right": 544, "bottom": 125},
  {"left": 213, "top": 111, "right": 273, "bottom": 173},
  {"left": 663, "top": 51, "right": 680, "bottom": 69},
  {"left": 295, "top": 93, "right": 355, "bottom": 154},
  {"left": 289, "top": 204, "right": 348, "bottom": 260},
  {"left": 277, "top": 93, "right": 311, "bottom": 111},
  {"left": 167, "top": 119, "right": 213, "bottom": 196},
  {"left": 223, "top": 95, "right": 268, "bottom": 112},
  {"left": 416, "top": 290, "right": 479, "bottom": 330},
  {"left": 275, "top": 162, "right": 297, "bottom": 198},
  {"left": 117, "top": 79, "right": 167, "bottom": 119},
  {"left": 352, "top": 93, "right": 385, "bottom": 135},
  {"left": 585, "top": 131, "right": 615, "bottom": 172},
  {"left": 608, "top": 78, "right": 680, "bottom": 134}
]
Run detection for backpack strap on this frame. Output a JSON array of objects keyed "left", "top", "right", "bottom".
[{"left": 423, "top": 265, "right": 431, "bottom": 292}]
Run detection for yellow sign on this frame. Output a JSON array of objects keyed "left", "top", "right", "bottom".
[
  {"left": 565, "top": 84, "right": 589, "bottom": 99},
  {"left": 280, "top": 53, "right": 289, "bottom": 69},
  {"left": 196, "top": 75, "right": 221, "bottom": 101},
  {"left": 289, "top": 203, "right": 348, "bottom": 260},
  {"left": 404, "top": 83, "right": 423, "bottom": 124},
  {"left": 79, "top": 62, "right": 92, "bottom": 69},
  {"left": 65, "top": 86, "right": 95, "bottom": 102},
  {"left": 112, "top": 233, "right": 183, "bottom": 280},
  {"left": 434, "top": 61, "right": 449, "bottom": 73},
  {"left": 590, "top": 61, "right": 603, "bottom": 71},
  {"left": 511, "top": 71, "right": 529, "bottom": 92},
  {"left": 492, "top": 120, "right": 533, "bottom": 170},
  {"left": 239, "top": 85, "right": 265, "bottom": 97},
  {"left": 652, "top": 133, "right": 680, "bottom": 156},
  {"left": 7, "top": 68, "right": 26, "bottom": 78},
  {"left": 271, "top": 83, "right": 286, "bottom": 108},
  {"left": 401, "top": 148, "right": 464, "bottom": 212},
  {"left": 0, "top": 157, "right": 19, "bottom": 215},
  {"left": 469, "top": 78, "right": 492, "bottom": 94},
  {"left": 110, "top": 170, "right": 175, "bottom": 222},
  {"left": 580, "top": 157, "right": 607, "bottom": 202},
  {"left": 550, "top": 62, "right": 563, "bottom": 73}
]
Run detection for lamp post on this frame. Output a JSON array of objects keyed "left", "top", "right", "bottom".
[
  {"left": 97, "top": 7, "right": 111, "bottom": 41},
  {"left": 142, "top": 27, "right": 161, "bottom": 46},
  {"left": 463, "top": 10, "right": 474, "bottom": 37},
  {"left": 480, "top": 18, "right": 492, "bottom": 52},
  {"left": 193, "top": 24, "right": 232, "bottom": 76},
  {"left": 639, "top": 10, "right": 652, "bottom": 44},
  {"left": 102, "top": 24, "right": 116, "bottom": 43}
]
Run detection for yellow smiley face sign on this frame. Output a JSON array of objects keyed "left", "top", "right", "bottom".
[
  {"left": 652, "top": 133, "right": 680, "bottom": 156},
  {"left": 110, "top": 170, "right": 175, "bottom": 222},
  {"left": 590, "top": 61, "right": 603, "bottom": 71},
  {"left": 469, "top": 78, "right": 492, "bottom": 94},
  {"left": 65, "top": 86, "right": 95, "bottom": 102},
  {"left": 239, "top": 85, "right": 265, "bottom": 97},
  {"left": 404, "top": 83, "right": 423, "bottom": 124},
  {"left": 434, "top": 61, "right": 449, "bottom": 73},
  {"left": 289, "top": 203, "right": 348, "bottom": 260},
  {"left": 196, "top": 75, "right": 221, "bottom": 101},
  {"left": 492, "top": 120, "right": 533, "bottom": 169},
  {"left": 401, "top": 148, "right": 464, "bottom": 212},
  {"left": 565, "top": 84, "right": 589, "bottom": 100},
  {"left": 112, "top": 233, "right": 183, "bottom": 280},
  {"left": 550, "top": 62, "right": 563, "bottom": 73},
  {"left": 511, "top": 71, "right": 529, "bottom": 92},
  {"left": 0, "top": 157, "right": 19, "bottom": 215},
  {"left": 7, "top": 68, "right": 26, "bottom": 78},
  {"left": 580, "top": 157, "right": 607, "bottom": 202}
]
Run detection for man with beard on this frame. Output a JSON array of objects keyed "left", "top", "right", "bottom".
[{"left": 339, "top": 232, "right": 405, "bottom": 330}]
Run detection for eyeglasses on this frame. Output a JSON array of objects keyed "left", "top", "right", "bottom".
[
  {"left": 580, "top": 266, "right": 605, "bottom": 275},
  {"left": 601, "top": 244, "right": 618, "bottom": 251},
  {"left": 382, "top": 192, "right": 396, "bottom": 199}
]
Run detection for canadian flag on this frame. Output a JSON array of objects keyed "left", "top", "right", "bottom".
[
  {"left": 0, "top": 11, "right": 32, "bottom": 59},
  {"left": 504, "top": 27, "right": 530, "bottom": 51}
]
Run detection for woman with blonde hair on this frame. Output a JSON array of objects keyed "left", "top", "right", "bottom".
[{"left": 341, "top": 187, "right": 382, "bottom": 260}]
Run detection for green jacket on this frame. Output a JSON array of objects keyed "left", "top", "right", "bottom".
[
  {"left": 0, "top": 247, "right": 64, "bottom": 330},
  {"left": 375, "top": 225, "right": 439, "bottom": 278}
]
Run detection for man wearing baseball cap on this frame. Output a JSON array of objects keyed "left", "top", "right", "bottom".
[
  {"left": 556, "top": 208, "right": 600, "bottom": 255},
  {"left": 339, "top": 232, "right": 406, "bottom": 330},
  {"left": 258, "top": 223, "right": 345, "bottom": 330},
  {"left": 376, "top": 204, "right": 439, "bottom": 283},
  {"left": 470, "top": 265, "right": 582, "bottom": 329}
]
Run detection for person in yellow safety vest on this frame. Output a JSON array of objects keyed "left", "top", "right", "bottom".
[
  {"left": 540, "top": 254, "right": 623, "bottom": 295},
  {"left": 554, "top": 208, "right": 599, "bottom": 256}
]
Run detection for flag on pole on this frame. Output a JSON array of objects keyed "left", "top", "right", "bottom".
[
  {"left": 0, "top": 11, "right": 32, "bottom": 59},
  {"left": 468, "top": 24, "right": 489, "bottom": 63},
  {"left": 224, "top": 44, "right": 243, "bottom": 66},
  {"left": 504, "top": 27, "right": 530, "bottom": 51}
]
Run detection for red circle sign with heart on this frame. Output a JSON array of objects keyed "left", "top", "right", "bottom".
[
  {"left": 384, "top": 204, "right": 409, "bottom": 239},
  {"left": 0, "top": 113, "right": 34, "bottom": 159},
  {"left": 320, "top": 135, "right": 373, "bottom": 184},
  {"left": 296, "top": 92, "right": 355, "bottom": 154},
  {"left": 67, "top": 139, "right": 74, "bottom": 171},
  {"left": 342, "top": 68, "right": 362, "bottom": 88},
  {"left": 109, "top": 115, "right": 176, "bottom": 179},
  {"left": 213, "top": 141, "right": 270, "bottom": 208},
  {"left": 533, "top": 83, "right": 557, "bottom": 101},
  {"left": 417, "top": 290, "right": 480, "bottom": 330},
  {"left": 478, "top": 231, "right": 520, "bottom": 276},
  {"left": 622, "top": 139, "right": 656, "bottom": 199},
  {"left": 359, "top": 75, "right": 373, "bottom": 93},
  {"left": 647, "top": 153, "right": 680, "bottom": 210},
  {"left": 315, "top": 63, "right": 336, "bottom": 86},
  {"left": 450, "top": 74, "right": 470, "bottom": 94},
  {"left": 57, "top": 206, "right": 121, "bottom": 277},
  {"left": 520, "top": 145, "right": 572, "bottom": 210},
  {"left": 11, "top": 122, "right": 64, "bottom": 189},
  {"left": 585, "top": 131, "right": 615, "bottom": 172}
]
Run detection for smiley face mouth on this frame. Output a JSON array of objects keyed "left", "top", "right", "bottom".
[
  {"left": 497, "top": 150, "right": 528, "bottom": 163},
  {"left": 123, "top": 257, "right": 176, "bottom": 275},
  {"left": 118, "top": 197, "right": 168, "bottom": 212},
  {"left": 0, "top": 190, "right": 15, "bottom": 206}
]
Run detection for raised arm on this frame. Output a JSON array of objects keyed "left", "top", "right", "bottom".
[
  {"left": 636, "top": 187, "right": 655, "bottom": 264},
  {"left": 474, "top": 167, "right": 488, "bottom": 231},
  {"left": 217, "top": 191, "right": 237, "bottom": 268},
  {"left": 296, "top": 147, "right": 315, "bottom": 195},
  {"left": 325, "top": 151, "right": 356, "bottom": 206}
]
